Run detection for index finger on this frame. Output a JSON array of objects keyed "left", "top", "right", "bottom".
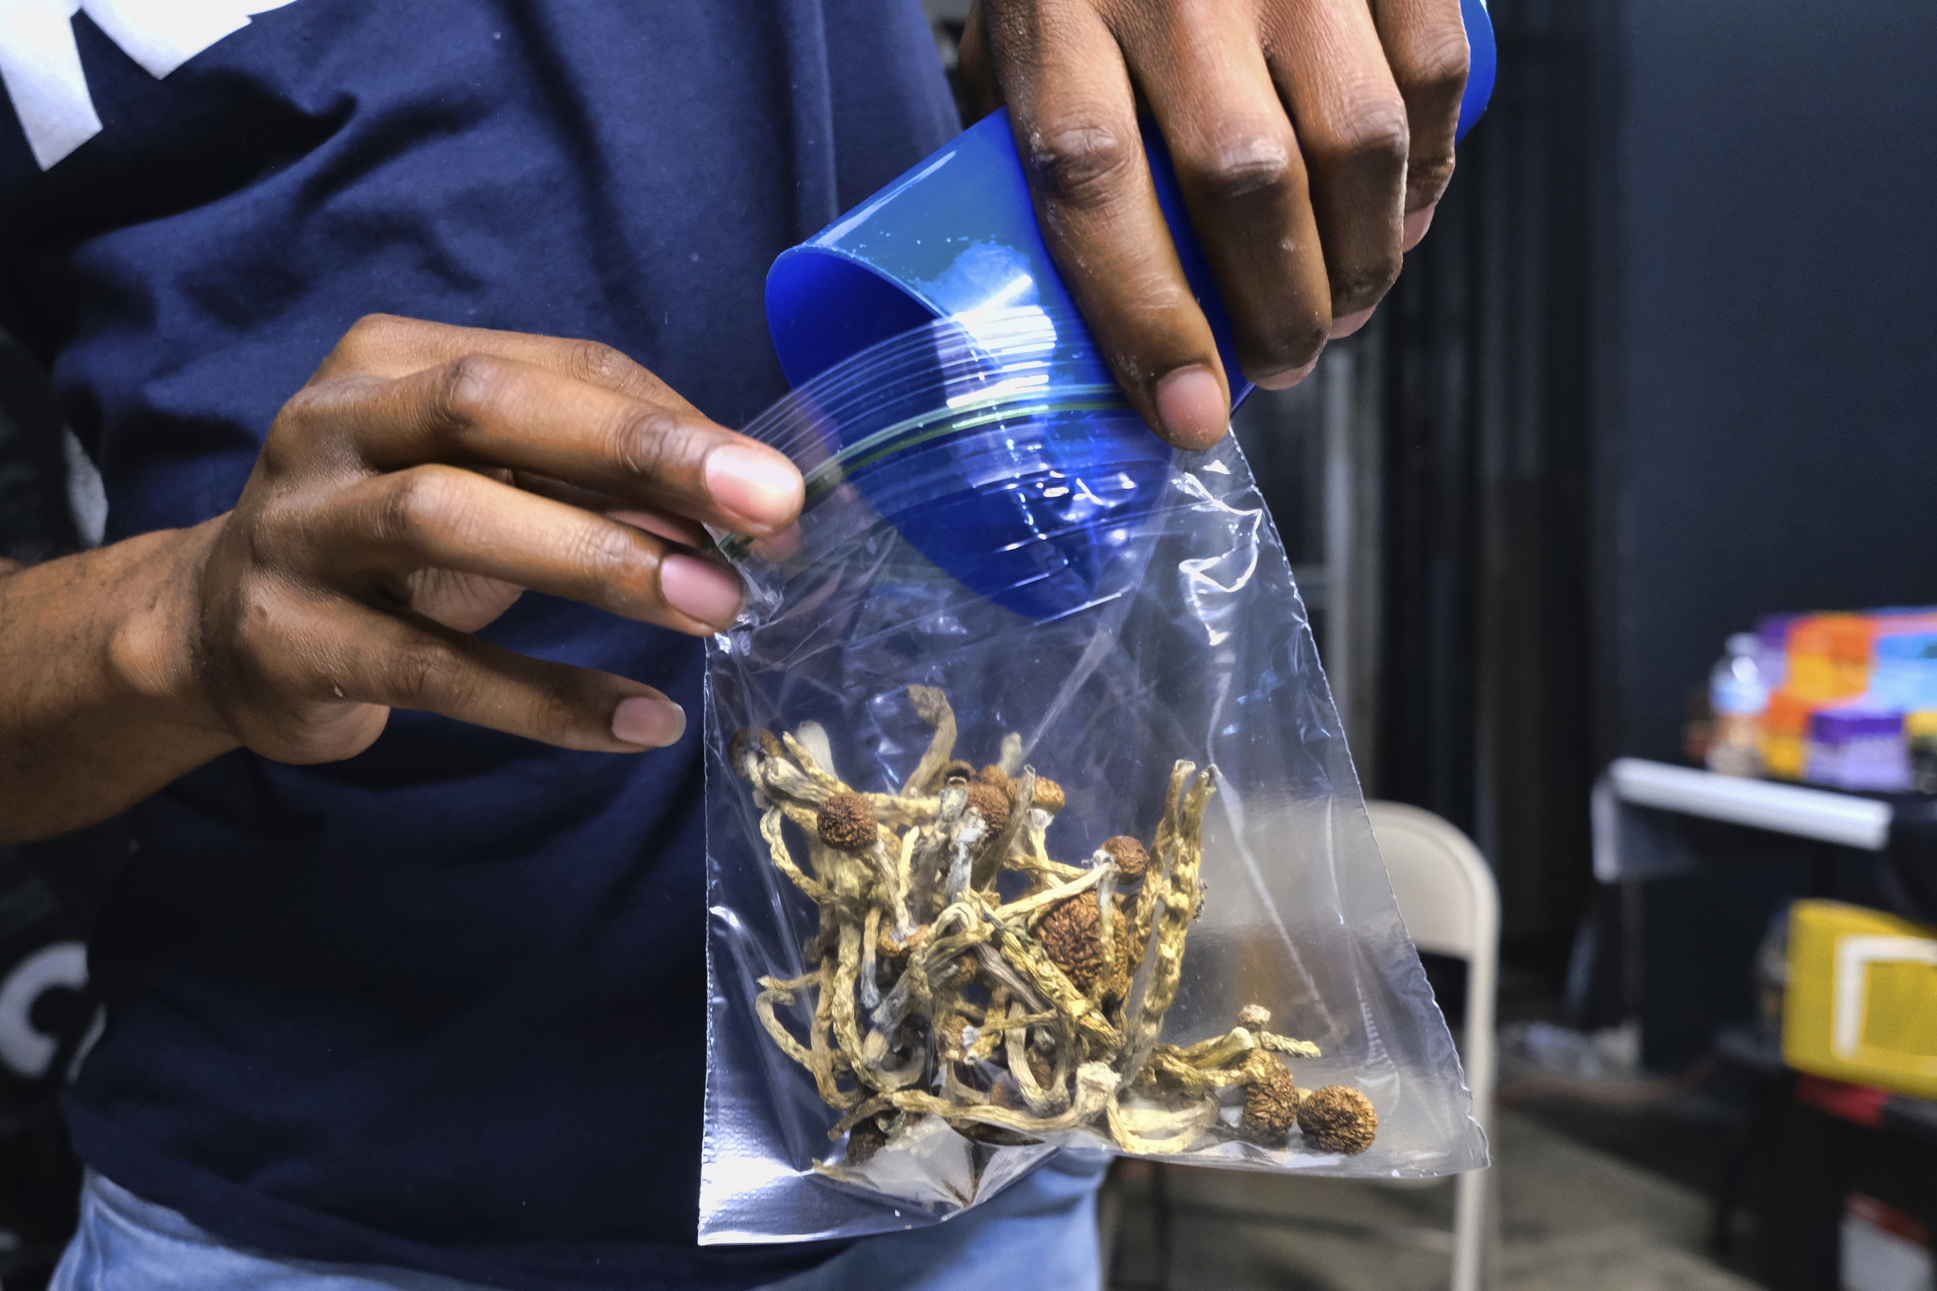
[
  {"left": 981, "top": 3, "right": 1231, "bottom": 449},
  {"left": 316, "top": 314, "right": 692, "bottom": 412},
  {"left": 305, "top": 316, "right": 802, "bottom": 537},
  {"left": 301, "top": 353, "right": 802, "bottom": 537}
]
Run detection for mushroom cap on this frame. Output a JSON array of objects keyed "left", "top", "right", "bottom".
[
  {"left": 1015, "top": 775, "right": 1065, "bottom": 813},
  {"left": 1101, "top": 836, "right": 1149, "bottom": 882},
  {"left": 1238, "top": 1052, "right": 1301, "bottom": 1145},
  {"left": 1298, "top": 1085, "right": 1379, "bottom": 1156},
  {"left": 1036, "top": 896, "right": 1106, "bottom": 992},
  {"left": 963, "top": 780, "right": 1011, "bottom": 834},
  {"left": 816, "top": 790, "right": 878, "bottom": 852},
  {"left": 878, "top": 922, "right": 928, "bottom": 960},
  {"left": 845, "top": 1118, "right": 890, "bottom": 1165}
]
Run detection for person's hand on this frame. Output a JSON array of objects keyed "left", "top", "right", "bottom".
[
  {"left": 185, "top": 315, "right": 802, "bottom": 765},
  {"left": 959, "top": 0, "right": 1468, "bottom": 446}
]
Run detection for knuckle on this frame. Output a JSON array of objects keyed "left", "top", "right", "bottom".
[
  {"left": 1190, "top": 133, "right": 1296, "bottom": 208},
  {"left": 262, "top": 379, "right": 388, "bottom": 482},
  {"left": 372, "top": 468, "right": 459, "bottom": 546},
  {"left": 1396, "top": 30, "right": 1471, "bottom": 105},
  {"left": 570, "top": 521, "right": 641, "bottom": 583},
  {"left": 335, "top": 313, "right": 408, "bottom": 369},
  {"left": 607, "top": 405, "right": 689, "bottom": 483},
  {"left": 1305, "top": 98, "right": 1410, "bottom": 175},
  {"left": 1026, "top": 118, "right": 1137, "bottom": 210},
  {"left": 389, "top": 640, "right": 462, "bottom": 709},
  {"left": 533, "top": 672, "right": 592, "bottom": 735},
  {"left": 430, "top": 352, "right": 511, "bottom": 439},
  {"left": 344, "top": 312, "right": 403, "bottom": 346},
  {"left": 261, "top": 402, "right": 314, "bottom": 475},
  {"left": 565, "top": 339, "right": 631, "bottom": 388},
  {"left": 226, "top": 582, "right": 301, "bottom": 684}
]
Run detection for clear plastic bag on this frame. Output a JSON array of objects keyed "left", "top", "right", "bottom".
[{"left": 698, "top": 310, "right": 1485, "bottom": 1245}]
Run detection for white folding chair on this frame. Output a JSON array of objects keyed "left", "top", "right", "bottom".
[
  {"left": 1366, "top": 800, "right": 1501, "bottom": 1291},
  {"left": 1116, "top": 802, "right": 1501, "bottom": 1291}
]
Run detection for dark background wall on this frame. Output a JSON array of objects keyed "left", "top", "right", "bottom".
[
  {"left": 1599, "top": 0, "right": 1937, "bottom": 765},
  {"left": 1361, "top": 0, "right": 1937, "bottom": 1029}
]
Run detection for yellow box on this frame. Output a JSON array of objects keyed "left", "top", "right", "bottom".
[{"left": 1784, "top": 899, "right": 1937, "bottom": 1099}]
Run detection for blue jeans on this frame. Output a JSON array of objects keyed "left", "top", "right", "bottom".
[{"left": 51, "top": 1156, "right": 1108, "bottom": 1291}]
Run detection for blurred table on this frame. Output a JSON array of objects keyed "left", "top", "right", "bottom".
[{"left": 1603, "top": 759, "right": 1893, "bottom": 855}]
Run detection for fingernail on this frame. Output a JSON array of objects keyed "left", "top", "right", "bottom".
[
  {"left": 1255, "top": 354, "right": 1320, "bottom": 391},
  {"left": 661, "top": 553, "right": 744, "bottom": 627},
  {"left": 1328, "top": 307, "right": 1375, "bottom": 339},
  {"left": 1154, "top": 366, "right": 1228, "bottom": 448},
  {"left": 705, "top": 445, "right": 803, "bottom": 534},
  {"left": 1402, "top": 205, "right": 1436, "bottom": 251},
  {"left": 612, "top": 696, "right": 686, "bottom": 747}
]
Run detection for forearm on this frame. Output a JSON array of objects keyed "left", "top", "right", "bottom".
[{"left": 0, "top": 519, "right": 239, "bottom": 844}]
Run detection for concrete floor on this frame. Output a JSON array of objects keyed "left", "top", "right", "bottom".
[{"left": 1102, "top": 1108, "right": 1761, "bottom": 1291}]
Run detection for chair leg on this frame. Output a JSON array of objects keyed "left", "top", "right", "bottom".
[
  {"left": 1451, "top": 1168, "right": 1489, "bottom": 1291},
  {"left": 1485, "top": 1167, "right": 1504, "bottom": 1290},
  {"left": 1152, "top": 1162, "right": 1174, "bottom": 1291}
]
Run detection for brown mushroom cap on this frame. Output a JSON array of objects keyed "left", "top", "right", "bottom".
[
  {"left": 1238, "top": 1051, "right": 1302, "bottom": 1146},
  {"left": 1298, "top": 1085, "right": 1379, "bottom": 1156},
  {"left": 1101, "top": 836, "right": 1149, "bottom": 882},
  {"left": 963, "top": 781, "right": 1011, "bottom": 834},
  {"left": 1036, "top": 896, "right": 1106, "bottom": 992},
  {"left": 1015, "top": 775, "right": 1065, "bottom": 813},
  {"left": 878, "top": 922, "right": 928, "bottom": 960},
  {"left": 816, "top": 790, "right": 878, "bottom": 852},
  {"left": 845, "top": 1118, "right": 890, "bottom": 1166}
]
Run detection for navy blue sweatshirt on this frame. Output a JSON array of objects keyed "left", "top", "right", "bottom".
[{"left": 0, "top": 3, "right": 956, "bottom": 1286}]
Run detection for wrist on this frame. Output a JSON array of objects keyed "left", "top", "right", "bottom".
[{"left": 105, "top": 517, "right": 239, "bottom": 746}]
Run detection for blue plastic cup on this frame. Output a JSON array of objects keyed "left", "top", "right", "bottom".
[{"left": 758, "top": 1, "right": 1496, "bottom": 618}]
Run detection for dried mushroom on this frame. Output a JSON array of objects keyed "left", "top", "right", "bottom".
[
  {"left": 1298, "top": 1085, "right": 1379, "bottom": 1156},
  {"left": 1036, "top": 896, "right": 1106, "bottom": 992},
  {"left": 1100, "top": 835, "right": 1148, "bottom": 882},
  {"left": 844, "top": 1117, "right": 889, "bottom": 1165},
  {"left": 734, "top": 685, "right": 1357, "bottom": 1182},
  {"left": 816, "top": 791, "right": 878, "bottom": 853},
  {"left": 1238, "top": 1051, "right": 1301, "bottom": 1145},
  {"left": 1019, "top": 775, "right": 1065, "bottom": 814},
  {"left": 963, "top": 780, "right": 1011, "bottom": 834}
]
